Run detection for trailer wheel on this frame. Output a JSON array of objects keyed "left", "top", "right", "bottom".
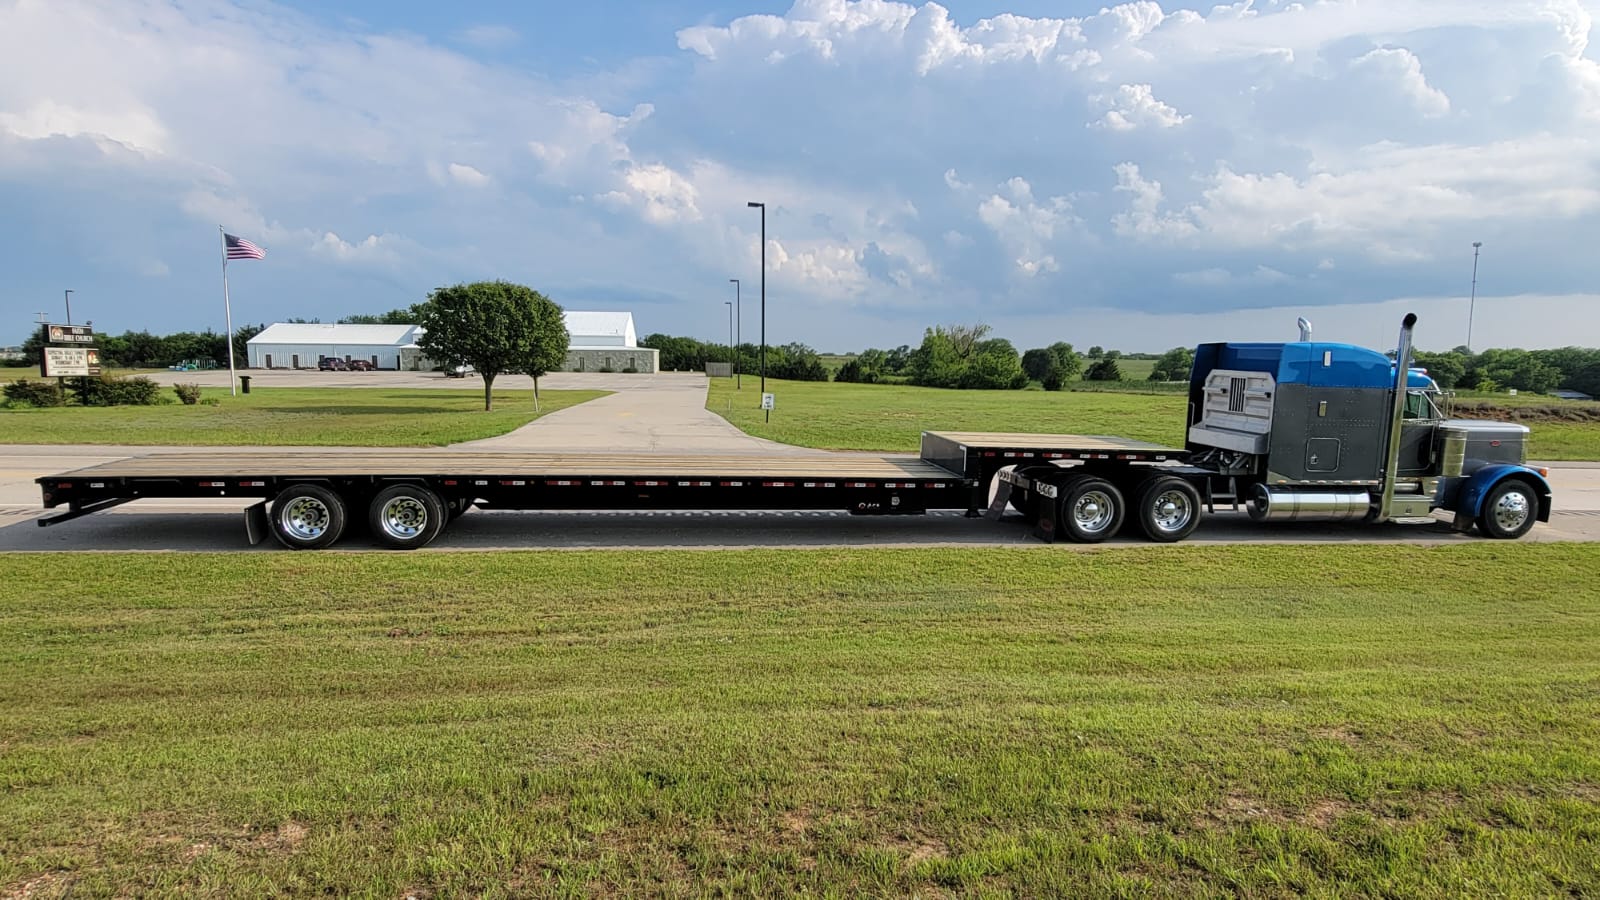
[
  {"left": 1133, "top": 476, "right": 1201, "bottom": 543},
  {"left": 1477, "top": 479, "right": 1537, "bottom": 540},
  {"left": 269, "top": 484, "right": 347, "bottom": 550},
  {"left": 370, "top": 484, "right": 447, "bottom": 550},
  {"left": 1058, "top": 476, "right": 1125, "bottom": 543}
]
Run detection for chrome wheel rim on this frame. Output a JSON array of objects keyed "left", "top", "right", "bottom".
[
  {"left": 381, "top": 496, "right": 430, "bottom": 540},
  {"left": 1149, "top": 489, "right": 1194, "bottom": 534},
  {"left": 1072, "top": 490, "right": 1116, "bottom": 534},
  {"left": 280, "top": 497, "right": 331, "bottom": 541},
  {"left": 1493, "top": 490, "right": 1531, "bottom": 533}
]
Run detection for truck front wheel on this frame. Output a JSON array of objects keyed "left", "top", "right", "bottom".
[
  {"left": 370, "top": 484, "right": 447, "bottom": 550},
  {"left": 1134, "top": 476, "right": 1202, "bottom": 543},
  {"left": 270, "top": 484, "right": 347, "bottom": 550},
  {"left": 1059, "top": 476, "right": 1125, "bottom": 543},
  {"left": 1477, "top": 479, "right": 1538, "bottom": 540}
]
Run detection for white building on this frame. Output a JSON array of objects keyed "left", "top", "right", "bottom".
[
  {"left": 246, "top": 323, "right": 421, "bottom": 369},
  {"left": 245, "top": 312, "right": 659, "bottom": 373},
  {"left": 562, "top": 311, "right": 657, "bottom": 373}
]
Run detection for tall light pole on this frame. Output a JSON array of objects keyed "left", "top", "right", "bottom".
[
  {"left": 728, "top": 278, "right": 741, "bottom": 389},
  {"left": 746, "top": 201, "right": 766, "bottom": 421},
  {"left": 63, "top": 290, "right": 74, "bottom": 326},
  {"left": 1467, "top": 241, "right": 1483, "bottom": 352},
  {"left": 724, "top": 300, "right": 734, "bottom": 376}
]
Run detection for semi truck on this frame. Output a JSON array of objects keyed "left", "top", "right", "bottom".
[{"left": 35, "top": 314, "right": 1552, "bottom": 549}]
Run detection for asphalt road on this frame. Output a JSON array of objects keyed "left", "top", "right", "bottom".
[{"left": 2, "top": 370, "right": 1597, "bottom": 551}]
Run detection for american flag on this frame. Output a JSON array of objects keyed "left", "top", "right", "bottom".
[{"left": 224, "top": 233, "right": 266, "bottom": 260}]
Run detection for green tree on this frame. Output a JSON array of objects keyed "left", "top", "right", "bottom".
[
  {"left": 415, "top": 280, "right": 556, "bottom": 410},
  {"left": 1047, "top": 342, "right": 1083, "bottom": 380},
  {"left": 1148, "top": 347, "right": 1194, "bottom": 382},
  {"left": 233, "top": 323, "right": 265, "bottom": 368},
  {"left": 1021, "top": 348, "right": 1055, "bottom": 382},
  {"left": 1412, "top": 350, "right": 1468, "bottom": 390},
  {"left": 1087, "top": 345, "right": 1104, "bottom": 359},
  {"left": 1085, "top": 358, "right": 1122, "bottom": 381},
  {"left": 340, "top": 307, "right": 421, "bottom": 325},
  {"left": 515, "top": 294, "right": 570, "bottom": 409}
]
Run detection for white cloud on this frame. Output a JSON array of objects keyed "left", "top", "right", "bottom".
[
  {"left": 977, "top": 177, "right": 1076, "bottom": 276},
  {"left": 1090, "top": 83, "right": 1190, "bottom": 131},
  {"left": 314, "top": 231, "right": 404, "bottom": 264},
  {"left": 943, "top": 167, "right": 969, "bottom": 191},
  {"left": 446, "top": 162, "right": 489, "bottom": 187},
  {"left": 457, "top": 24, "right": 518, "bottom": 49},
  {"left": 620, "top": 163, "right": 702, "bottom": 224},
  {"left": 1173, "top": 265, "right": 1290, "bottom": 286},
  {"left": 1351, "top": 48, "right": 1449, "bottom": 117}
]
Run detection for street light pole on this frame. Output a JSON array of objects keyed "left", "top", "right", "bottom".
[
  {"left": 746, "top": 201, "right": 766, "bottom": 421},
  {"left": 64, "top": 290, "right": 73, "bottom": 326},
  {"left": 1467, "top": 241, "right": 1483, "bottom": 352},
  {"left": 728, "top": 278, "right": 741, "bottom": 389},
  {"left": 724, "top": 300, "right": 733, "bottom": 376}
]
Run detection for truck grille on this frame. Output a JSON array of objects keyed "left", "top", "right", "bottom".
[{"left": 1228, "top": 377, "right": 1246, "bottom": 413}]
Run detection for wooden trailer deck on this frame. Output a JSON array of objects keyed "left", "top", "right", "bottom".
[{"left": 46, "top": 449, "right": 962, "bottom": 481}]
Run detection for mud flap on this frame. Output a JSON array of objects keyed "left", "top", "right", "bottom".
[
  {"left": 983, "top": 476, "right": 1015, "bottom": 521},
  {"left": 1451, "top": 509, "right": 1476, "bottom": 534},
  {"left": 244, "top": 500, "right": 270, "bottom": 546},
  {"left": 1031, "top": 479, "right": 1060, "bottom": 542}
]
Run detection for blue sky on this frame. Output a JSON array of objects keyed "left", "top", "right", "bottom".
[{"left": 3, "top": 0, "right": 1599, "bottom": 353}]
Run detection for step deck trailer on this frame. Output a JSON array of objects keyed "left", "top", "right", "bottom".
[{"left": 36, "top": 435, "right": 1186, "bottom": 550}]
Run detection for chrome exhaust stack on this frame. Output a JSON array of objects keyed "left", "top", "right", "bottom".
[
  {"left": 1297, "top": 317, "right": 1313, "bottom": 341},
  {"left": 1376, "top": 313, "right": 1418, "bottom": 522}
]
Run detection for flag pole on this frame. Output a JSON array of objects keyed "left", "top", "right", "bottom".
[{"left": 219, "top": 226, "right": 237, "bottom": 397}]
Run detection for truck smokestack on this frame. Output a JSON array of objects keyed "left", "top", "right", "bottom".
[
  {"left": 1377, "top": 313, "right": 1419, "bottom": 521},
  {"left": 1297, "top": 317, "right": 1312, "bottom": 341}
]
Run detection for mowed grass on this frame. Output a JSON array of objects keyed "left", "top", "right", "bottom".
[
  {"left": 708, "top": 377, "right": 1600, "bottom": 459},
  {"left": 1, "top": 545, "right": 1597, "bottom": 896},
  {"left": 0, "top": 387, "right": 607, "bottom": 446},
  {"left": 708, "top": 377, "right": 1186, "bottom": 451}
]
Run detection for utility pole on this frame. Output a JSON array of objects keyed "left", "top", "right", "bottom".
[
  {"left": 728, "top": 278, "right": 741, "bottom": 389},
  {"left": 1466, "top": 241, "right": 1483, "bottom": 352},
  {"left": 746, "top": 201, "right": 767, "bottom": 422},
  {"left": 64, "top": 289, "right": 74, "bottom": 326}
]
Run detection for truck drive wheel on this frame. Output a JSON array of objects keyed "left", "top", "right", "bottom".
[
  {"left": 269, "top": 484, "right": 347, "bottom": 550},
  {"left": 1058, "top": 476, "right": 1125, "bottom": 543},
  {"left": 370, "top": 484, "right": 447, "bottom": 550},
  {"left": 1477, "top": 479, "right": 1537, "bottom": 540},
  {"left": 1134, "top": 476, "right": 1201, "bottom": 543}
]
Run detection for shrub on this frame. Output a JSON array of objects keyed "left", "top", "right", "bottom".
[
  {"left": 599, "top": 365, "right": 615, "bottom": 373},
  {"left": 174, "top": 383, "right": 203, "bottom": 405},
  {"left": 624, "top": 362, "right": 638, "bottom": 374},
  {"left": 70, "top": 375, "right": 168, "bottom": 406},
  {"left": 2, "top": 379, "right": 65, "bottom": 407}
]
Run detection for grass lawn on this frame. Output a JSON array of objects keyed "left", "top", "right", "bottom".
[
  {"left": 1, "top": 545, "right": 1597, "bottom": 896},
  {"left": 0, "top": 386, "right": 607, "bottom": 446},
  {"left": 707, "top": 377, "right": 1600, "bottom": 459},
  {"left": 708, "top": 377, "right": 1187, "bottom": 451}
]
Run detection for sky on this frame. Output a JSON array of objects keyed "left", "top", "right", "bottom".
[{"left": 3, "top": 0, "right": 1600, "bottom": 354}]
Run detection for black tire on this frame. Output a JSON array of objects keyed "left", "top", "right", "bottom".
[
  {"left": 1133, "top": 475, "right": 1202, "bottom": 543},
  {"left": 1477, "top": 479, "right": 1538, "bottom": 540},
  {"left": 269, "top": 484, "right": 347, "bottom": 550},
  {"left": 369, "top": 484, "right": 447, "bottom": 550},
  {"left": 1058, "top": 476, "right": 1125, "bottom": 543}
]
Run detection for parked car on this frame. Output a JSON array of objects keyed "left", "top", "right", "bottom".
[
  {"left": 318, "top": 357, "right": 348, "bottom": 371},
  {"left": 347, "top": 359, "right": 376, "bottom": 371},
  {"left": 444, "top": 363, "right": 475, "bottom": 377}
]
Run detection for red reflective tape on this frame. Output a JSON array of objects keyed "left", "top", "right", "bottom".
[
  {"left": 636, "top": 480, "right": 666, "bottom": 487},
  {"left": 590, "top": 480, "right": 625, "bottom": 486},
  {"left": 239, "top": 481, "right": 266, "bottom": 487},
  {"left": 983, "top": 451, "right": 997, "bottom": 456},
  {"left": 443, "top": 479, "right": 458, "bottom": 486},
  {"left": 720, "top": 481, "right": 744, "bottom": 487},
  {"left": 762, "top": 481, "right": 793, "bottom": 487},
  {"left": 57, "top": 482, "right": 72, "bottom": 488},
  {"left": 498, "top": 480, "right": 527, "bottom": 486},
  {"left": 546, "top": 480, "right": 579, "bottom": 486}
]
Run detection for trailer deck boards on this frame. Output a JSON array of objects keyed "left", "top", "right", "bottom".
[
  {"left": 920, "top": 431, "right": 1188, "bottom": 482},
  {"left": 45, "top": 449, "right": 956, "bottom": 481}
]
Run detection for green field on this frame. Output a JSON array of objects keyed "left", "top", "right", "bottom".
[
  {"left": 709, "top": 377, "right": 1600, "bottom": 459},
  {"left": 0, "top": 386, "right": 607, "bottom": 446},
  {"left": 708, "top": 377, "right": 1186, "bottom": 451},
  {"left": 2, "top": 546, "right": 1597, "bottom": 896}
]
